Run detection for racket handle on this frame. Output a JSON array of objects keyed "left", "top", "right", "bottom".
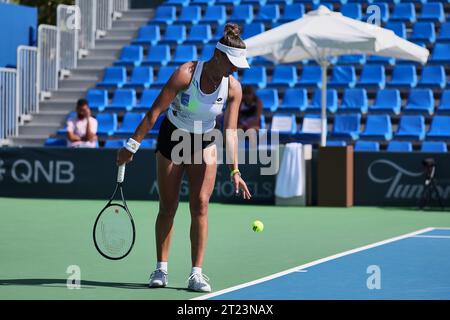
[{"left": 117, "top": 165, "right": 126, "bottom": 183}]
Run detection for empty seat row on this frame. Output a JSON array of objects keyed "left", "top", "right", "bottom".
[
  {"left": 290, "top": 114, "right": 450, "bottom": 141},
  {"left": 354, "top": 140, "right": 449, "bottom": 152},
  {"left": 151, "top": 3, "right": 448, "bottom": 26}
]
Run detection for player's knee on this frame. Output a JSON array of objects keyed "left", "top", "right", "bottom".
[
  {"left": 159, "top": 203, "right": 178, "bottom": 219},
  {"left": 190, "top": 195, "right": 210, "bottom": 217}
]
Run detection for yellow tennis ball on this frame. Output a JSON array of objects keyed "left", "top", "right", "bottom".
[{"left": 252, "top": 220, "right": 264, "bottom": 232}]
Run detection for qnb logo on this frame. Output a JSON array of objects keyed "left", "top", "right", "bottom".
[
  {"left": 367, "top": 159, "right": 450, "bottom": 200},
  {"left": 10, "top": 159, "right": 75, "bottom": 184},
  {"left": 0, "top": 159, "right": 6, "bottom": 182}
]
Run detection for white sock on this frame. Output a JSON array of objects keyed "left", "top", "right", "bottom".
[
  {"left": 191, "top": 267, "right": 202, "bottom": 275},
  {"left": 157, "top": 262, "right": 168, "bottom": 272}
]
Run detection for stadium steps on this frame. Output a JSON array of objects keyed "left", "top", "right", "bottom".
[{"left": 8, "top": 8, "right": 154, "bottom": 147}]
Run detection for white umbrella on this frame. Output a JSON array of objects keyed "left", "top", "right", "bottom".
[{"left": 244, "top": 5, "right": 430, "bottom": 146}]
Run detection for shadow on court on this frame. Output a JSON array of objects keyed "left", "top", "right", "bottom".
[{"left": 0, "top": 279, "right": 191, "bottom": 291}]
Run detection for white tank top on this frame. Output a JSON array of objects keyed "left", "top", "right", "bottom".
[{"left": 167, "top": 61, "right": 229, "bottom": 133}]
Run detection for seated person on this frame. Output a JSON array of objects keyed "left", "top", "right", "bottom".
[
  {"left": 238, "top": 85, "right": 263, "bottom": 131},
  {"left": 66, "top": 99, "right": 98, "bottom": 148}
]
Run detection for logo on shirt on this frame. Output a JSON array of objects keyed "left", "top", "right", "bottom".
[
  {"left": 217, "top": 98, "right": 223, "bottom": 102},
  {"left": 181, "top": 93, "right": 190, "bottom": 106}
]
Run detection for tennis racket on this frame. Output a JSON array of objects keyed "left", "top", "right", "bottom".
[{"left": 93, "top": 165, "right": 136, "bottom": 260}]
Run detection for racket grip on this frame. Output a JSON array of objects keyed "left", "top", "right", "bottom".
[{"left": 117, "top": 165, "right": 126, "bottom": 183}]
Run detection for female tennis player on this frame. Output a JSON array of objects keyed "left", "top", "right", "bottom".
[{"left": 116, "top": 23, "right": 252, "bottom": 292}]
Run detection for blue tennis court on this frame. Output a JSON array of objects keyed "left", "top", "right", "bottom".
[{"left": 197, "top": 228, "right": 450, "bottom": 300}]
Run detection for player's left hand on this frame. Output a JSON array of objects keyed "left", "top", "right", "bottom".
[{"left": 233, "top": 174, "right": 252, "bottom": 200}]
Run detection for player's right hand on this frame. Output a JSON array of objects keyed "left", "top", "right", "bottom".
[{"left": 116, "top": 148, "right": 134, "bottom": 166}]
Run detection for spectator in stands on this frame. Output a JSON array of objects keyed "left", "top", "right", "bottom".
[
  {"left": 66, "top": 99, "right": 98, "bottom": 148},
  {"left": 238, "top": 85, "right": 263, "bottom": 131}
]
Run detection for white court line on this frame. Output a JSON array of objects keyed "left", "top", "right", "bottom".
[
  {"left": 192, "top": 227, "right": 435, "bottom": 300},
  {"left": 413, "top": 235, "right": 450, "bottom": 239}
]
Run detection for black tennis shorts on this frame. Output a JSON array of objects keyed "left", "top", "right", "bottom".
[{"left": 155, "top": 117, "right": 216, "bottom": 163}]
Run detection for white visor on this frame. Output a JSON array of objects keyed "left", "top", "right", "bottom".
[{"left": 216, "top": 42, "right": 250, "bottom": 69}]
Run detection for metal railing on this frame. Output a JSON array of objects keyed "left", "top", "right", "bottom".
[
  {"left": 0, "top": 68, "right": 17, "bottom": 140},
  {"left": 57, "top": 5, "right": 79, "bottom": 72},
  {"left": 76, "top": 0, "right": 96, "bottom": 52},
  {"left": 96, "top": 0, "right": 114, "bottom": 38},
  {"left": 38, "top": 24, "right": 59, "bottom": 98},
  {"left": 17, "top": 46, "right": 39, "bottom": 124}
]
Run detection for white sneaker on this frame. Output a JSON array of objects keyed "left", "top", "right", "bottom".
[
  {"left": 148, "top": 269, "right": 168, "bottom": 288},
  {"left": 187, "top": 273, "right": 212, "bottom": 292}
]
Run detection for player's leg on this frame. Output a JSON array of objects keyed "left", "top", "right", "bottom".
[
  {"left": 184, "top": 145, "right": 217, "bottom": 292},
  {"left": 150, "top": 151, "right": 184, "bottom": 287}
]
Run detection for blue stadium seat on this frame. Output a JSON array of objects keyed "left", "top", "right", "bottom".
[
  {"left": 360, "top": 114, "right": 393, "bottom": 141},
  {"left": 136, "top": 89, "right": 160, "bottom": 111},
  {"left": 106, "top": 89, "right": 137, "bottom": 112},
  {"left": 354, "top": 141, "right": 380, "bottom": 152},
  {"left": 340, "top": 89, "right": 368, "bottom": 113},
  {"left": 141, "top": 139, "right": 158, "bottom": 149},
  {"left": 242, "top": 23, "right": 265, "bottom": 40},
  {"left": 278, "top": 4, "right": 304, "bottom": 23},
  {"left": 409, "top": 22, "right": 435, "bottom": 43},
  {"left": 201, "top": 6, "right": 227, "bottom": 25},
  {"left": 356, "top": 65, "right": 385, "bottom": 89},
  {"left": 430, "top": 43, "right": 450, "bottom": 64},
  {"left": 153, "top": 66, "right": 177, "bottom": 87},
  {"left": 326, "top": 140, "right": 347, "bottom": 147},
  {"left": 216, "top": 0, "right": 240, "bottom": 5},
  {"left": 270, "top": 113, "right": 297, "bottom": 135},
  {"left": 387, "top": 141, "right": 413, "bottom": 152},
  {"left": 241, "top": 0, "right": 267, "bottom": 5},
  {"left": 132, "top": 25, "right": 161, "bottom": 46},
  {"left": 328, "top": 65, "right": 356, "bottom": 88},
  {"left": 364, "top": 3, "right": 389, "bottom": 23},
  {"left": 255, "top": 4, "right": 280, "bottom": 23},
  {"left": 241, "top": 67, "right": 267, "bottom": 89},
  {"left": 297, "top": 114, "right": 321, "bottom": 141},
  {"left": 387, "top": 64, "right": 417, "bottom": 88},
  {"left": 164, "top": 0, "right": 190, "bottom": 7},
  {"left": 115, "top": 45, "right": 143, "bottom": 67},
  {"left": 419, "top": 3, "right": 445, "bottom": 23},
  {"left": 143, "top": 45, "right": 171, "bottom": 66},
  {"left": 312, "top": 3, "right": 333, "bottom": 10},
  {"left": 161, "top": 25, "right": 186, "bottom": 44},
  {"left": 44, "top": 138, "right": 67, "bottom": 147},
  {"left": 149, "top": 6, "right": 177, "bottom": 25},
  {"left": 418, "top": 65, "right": 446, "bottom": 89},
  {"left": 421, "top": 141, "right": 448, "bottom": 153},
  {"left": 123, "top": 66, "right": 154, "bottom": 89},
  {"left": 267, "top": 0, "right": 292, "bottom": 4},
  {"left": 298, "top": 65, "right": 322, "bottom": 87},
  {"left": 395, "top": 115, "right": 426, "bottom": 140},
  {"left": 186, "top": 24, "right": 212, "bottom": 44},
  {"left": 331, "top": 113, "right": 361, "bottom": 140},
  {"left": 230, "top": 5, "right": 254, "bottom": 24},
  {"left": 307, "top": 89, "right": 338, "bottom": 113},
  {"left": 97, "top": 113, "right": 118, "bottom": 136},
  {"left": 171, "top": 45, "right": 197, "bottom": 65},
  {"left": 427, "top": 116, "right": 450, "bottom": 140},
  {"left": 341, "top": 3, "right": 362, "bottom": 20},
  {"left": 86, "top": 89, "right": 108, "bottom": 112},
  {"left": 191, "top": 0, "right": 215, "bottom": 5},
  {"left": 200, "top": 44, "right": 216, "bottom": 61},
  {"left": 150, "top": 114, "right": 167, "bottom": 135},
  {"left": 437, "top": 90, "right": 450, "bottom": 114},
  {"left": 404, "top": 89, "right": 434, "bottom": 115},
  {"left": 337, "top": 55, "right": 366, "bottom": 65},
  {"left": 390, "top": 3, "right": 416, "bottom": 23},
  {"left": 437, "top": 22, "right": 450, "bottom": 42},
  {"left": 385, "top": 22, "right": 406, "bottom": 39},
  {"left": 366, "top": 55, "right": 395, "bottom": 66},
  {"left": 257, "top": 89, "right": 279, "bottom": 112},
  {"left": 104, "top": 140, "right": 125, "bottom": 148},
  {"left": 280, "top": 88, "right": 308, "bottom": 111},
  {"left": 269, "top": 65, "right": 297, "bottom": 88},
  {"left": 97, "top": 67, "right": 126, "bottom": 89},
  {"left": 176, "top": 6, "right": 202, "bottom": 25},
  {"left": 370, "top": 89, "right": 402, "bottom": 114},
  {"left": 211, "top": 24, "right": 225, "bottom": 43},
  {"left": 116, "top": 112, "right": 145, "bottom": 135}
]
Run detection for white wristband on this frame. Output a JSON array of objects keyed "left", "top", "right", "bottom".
[{"left": 125, "top": 138, "right": 140, "bottom": 154}]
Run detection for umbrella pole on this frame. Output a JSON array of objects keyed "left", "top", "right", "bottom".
[{"left": 320, "top": 61, "right": 329, "bottom": 147}]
